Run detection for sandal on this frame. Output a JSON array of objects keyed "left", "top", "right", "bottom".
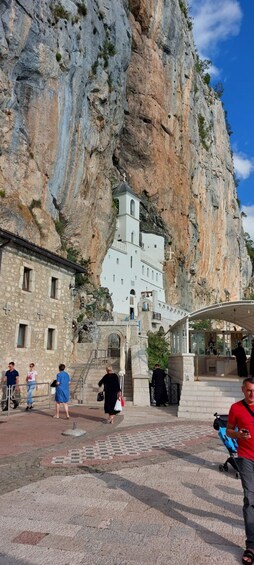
[{"left": 242, "top": 549, "right": 254, "bottom": 564}]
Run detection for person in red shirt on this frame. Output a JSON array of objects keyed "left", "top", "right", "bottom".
[{"left": 227, "top": 377, "right": 254, "bottom": 564}]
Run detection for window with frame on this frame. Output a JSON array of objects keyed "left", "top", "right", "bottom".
[
  {"left": 47, "top": 328, "right": 55, "bottom": 350},
  {"left": 50, "top": 277, "right": 58, "bottom": 299},
  {"left": 17, "top": 324, "right": 27, "bottom": 348},
  {"left": 130, "top": 199, "right": 135, "bottom": 216},
  {"left": 22, "top": 267, "right": 32, "bottom": 291}
]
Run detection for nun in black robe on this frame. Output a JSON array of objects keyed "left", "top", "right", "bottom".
[
  {"left": 152, "top": 364, "right": 168, "bottom": 406},
  {"left": 98, "top": 366, "right": 121, "bottom": 423}
]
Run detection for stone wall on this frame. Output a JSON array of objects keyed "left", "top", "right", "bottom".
[
  {"left": 131, "top": 345, "right": 150, "bottom": 406},
  {"left": 168, "top": 354, "right": 195, "bottom": 386},
  {"left": 0, "top": 245, "right": 75, "bottom": 384}
]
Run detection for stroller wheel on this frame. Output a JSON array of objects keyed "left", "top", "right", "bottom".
[
  {"left": 219, "top": 464, "right": 224, "bottom": 472},
  {"left": 236, "top": 472, "right": 239, "bottom": 479},
  {"left": 224, "top": 463, "right": 229, "bottom": 472}
]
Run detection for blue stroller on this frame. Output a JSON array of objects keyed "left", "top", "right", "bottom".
[{"left": 213, "top": 412, "right": 240, "bottom": 479}]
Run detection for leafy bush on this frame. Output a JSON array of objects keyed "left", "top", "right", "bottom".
[
  {"left": 191, "top": 319, "right": 212, "bottom": 331},
  {"left": 198, "top": 114, "right": 210, "bottom": 150},
  {"left": 29, "top": 199, "right": 42, "bottom": 210},
  {"left": 56, "top": 52, "right": 62, "bottom": 62},
  {"left": 77, "top": 2, "right": 87, "bottom": 16},
  {"left": 51, "top": 4, "right": 70, "bottom": 20},
  {"left": 0, "top": 189, "right": 6, "bottom": 197},
  {"left": 213, "top": 81, "right": 224, "bottom": 98}
]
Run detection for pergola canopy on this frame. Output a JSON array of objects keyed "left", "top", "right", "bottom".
[{"left": 171, "top": 301, "right": 254, "bottom": 334}]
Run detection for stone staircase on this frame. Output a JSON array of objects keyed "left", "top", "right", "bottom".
[
  {"left": 122, "top": 369, "right": 133, "bottom": 403},
  {"left": 68, "top": 358, "right": 134, "bottom": 406},
  {"left": 177, "top": 378, "right": 243, "bottom": 420}
]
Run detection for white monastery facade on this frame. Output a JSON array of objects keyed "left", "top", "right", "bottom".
[{"left": 100, "top": 182, "right": 188, "bottom": 331}]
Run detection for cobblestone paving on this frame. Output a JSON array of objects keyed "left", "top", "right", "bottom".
[{"left": 52, "top": 424, "right": 212, "bottom": 465}]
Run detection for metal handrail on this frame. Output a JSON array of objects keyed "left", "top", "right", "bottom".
[{"left": 1, "top": 378, "right": 84, "bottom": 416}]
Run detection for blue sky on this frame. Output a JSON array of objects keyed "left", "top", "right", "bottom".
[{"left": 189, "top": 0, "right": 254, "bottom": 240}]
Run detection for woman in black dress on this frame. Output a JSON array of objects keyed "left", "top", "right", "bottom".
[{"left": 98, "top": 366, "right": 121, "bottom": 423}]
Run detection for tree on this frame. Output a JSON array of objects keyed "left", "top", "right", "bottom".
[
  {"left": 191, "top": 319, "right": 212, "bottom": 331},
  {"left": 213, "top": 81, "right": 224, "bottom": 98},
  {"left": 147, "top": 328, "right": 169, "bottom": 370}
]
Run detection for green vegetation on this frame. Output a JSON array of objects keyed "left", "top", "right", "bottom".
[
  {"left": 195, "top": 56, "right": 211, "bottom": 86},
  {"left": 77, "top": 313, "right": 84, "bottom": 322},
  {"left": 56, "top": 52, "right": 62, "bottom": 62},
  {"left": 179, "top": 0, "right": 192, "bottom": 29},
  {"left": 0, "top": 189, "right": 6, "bottom": 197},
  {"left": 66, "top": 247, "right": 91, "bottom": 286},
  {"left": 191, "top": 319, "right": 212, "bottom": 331},
  {"left": 198, "top": 114, "right": 210, "bottom": 151},
  {"left": 29, "top": 199, "right": 42, "bottom": 211},
  {"left": 91, "top": 59, "right": 99, "bottom": 75},
  {"left": 213, "top": 81, "right": 224, "bottom": 98},
  {"left": 50, "top": 3, "right": 70, "bottom": 20},
  {"left": 245, "top": 232, "right": 254, "bottom": 271},
  {"left": 147, "top": 328, "right": 169, "bottom": 370},
  {"left": 54, "top": 218, "right": 66, "bottom": 237},
  {"left": 99, "top": 40, "right": 116, "bottom": 69},
  {"left": 224, "top": 109, "right": 233, "bottom": 136},
  {"left": 77, "top": 2, "right": 87, "bottom": 16}
]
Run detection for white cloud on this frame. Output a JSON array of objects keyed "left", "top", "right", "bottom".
[
  {"left": 233, "top": 153, "right": 254, "bottom": 180},
  {"left": 189, "top": 0, "right": 242, "bottom": 56},
  {"left": 242, "top": 206, "right": 254, "bottom": 241}
]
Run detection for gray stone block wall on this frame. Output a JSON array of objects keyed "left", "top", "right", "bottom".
[{"left": 0, "top": 246, "right": 75, "bottom": 384}]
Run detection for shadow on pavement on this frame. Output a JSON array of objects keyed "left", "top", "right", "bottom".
[
  {"left": 184, "top": 482, "right": 242, "bottom": 521},
  {"left": 0, "top": 553, "right": 31, "bottom": 565},
  {"left": 99, "top": 472, "right": 242, "bottom": 559}
]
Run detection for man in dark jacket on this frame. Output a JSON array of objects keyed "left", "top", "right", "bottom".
[
  {"left": 152, "top": 364, "right": 168, "bottom": 407},
  {"left": 2, "top": 362, "right": 19, "bottom": 411}
]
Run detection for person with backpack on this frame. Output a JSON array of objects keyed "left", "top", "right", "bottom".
[{"left": 227, "top": 377, "right": 254, "bottom": 564}]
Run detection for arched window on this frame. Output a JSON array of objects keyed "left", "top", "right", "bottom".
[
  {"left": 142, "top": 265, "right": 144, "bottom": 275},
  {"left": 130, "top": 199, "right": 135, "bottom": 216},
  {"left": 130, "top": 256, "right": 133, "bottom": 268},
  {"left": 108, "top": 333, "right": 120, "bottom": 357},
  {"left": 147, "top": 268, "right": 149, "bottom": 277},
  {"left": 131, "top": 231, "right": 134, "bottom": 243}
]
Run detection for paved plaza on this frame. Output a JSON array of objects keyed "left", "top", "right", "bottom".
[{"left": 0, "top": 405, "right": 246, "bottom": 564}]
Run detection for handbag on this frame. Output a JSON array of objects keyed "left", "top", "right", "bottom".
[
  {"left": 114, "top": 398, "right": 122, "bottom": 412},
  {"left": 50, "top": 379, "right": 57, "bottom": 388},
  {"left": 120, "top": 396, "right": 125, "bottom": 407},
  {"left": 97, "top": 391, "right": 104, "bottom": 402}
]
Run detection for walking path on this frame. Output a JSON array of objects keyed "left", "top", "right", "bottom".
[{"left": 0, "top": 405, "right": 245, "bottom": 565}]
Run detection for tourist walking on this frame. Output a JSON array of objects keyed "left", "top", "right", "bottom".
[
  {"left": 98, "top": 366, "right": 121, "bottom": 424},
  {"left": 25, "top": 362, "right": 38, "bottom": 411},
  {"left": 2, "top": 362, "right": 19, "bottom": 411},
  {"left": 232, "top": 341, "right": 248, "bottom": 378},
  {"left": 152, "top": 363, "right": 168, "bottom": 407},
  {"left": 54, "top": 364, "right": 70, "bottom": 419},
  {"left": 226, "top": 377, "right": 254, "bottom": 564}
]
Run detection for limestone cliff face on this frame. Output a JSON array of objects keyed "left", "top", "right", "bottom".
[
  {"left": 0, "top": 0, "right": 131, "bottom": 276},
  {"left": 116, "top": 0, "right": 252, "bottom": 310},
  {"left": 0, "top": 0, "right": 251, "bottom": 311}
]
